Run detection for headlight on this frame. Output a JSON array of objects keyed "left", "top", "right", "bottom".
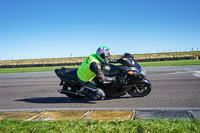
[
  {"left": 128, "top": 71, "right": 138, "bottom": 76},
  {"left": 128, "top": 71, "right": 134, "bottom": 75}
]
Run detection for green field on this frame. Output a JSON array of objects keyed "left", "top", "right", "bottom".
[
  {"left": 0, "top": 59, "right": 199, "bottom": 74},
  {"left": 139, "top": 59, "right": 200, "bottom": 67},
  {"left": 1, "top": 119, "right": 200, "bottom": 133},
  {"left": 0, "top": 51, "right": 200, "bottom": 66},
  {"left": 0, "top": 65, "right": 79, "bottom": 74}
]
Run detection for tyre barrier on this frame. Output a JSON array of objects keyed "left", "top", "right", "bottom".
[
  {"left": 0, "top": 62, "right": 82, "bottom": 68},
  {"left": 0, "top": 56, "right": 198, "bottom": 68}
]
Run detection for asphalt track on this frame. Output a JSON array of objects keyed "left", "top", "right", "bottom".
[{"left": 0, "top": 65, "right": 200, "bottom": 112}]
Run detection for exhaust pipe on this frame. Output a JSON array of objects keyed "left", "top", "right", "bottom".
[{"left": 57, "top": 89, "right": 85, "bottom": 96}]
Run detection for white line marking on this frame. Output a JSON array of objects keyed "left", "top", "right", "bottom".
[
  {"left": 165, "top": 71, "right": 191, "bottom": 75},
  {"left": 79, "top": 111, "right": 89, "bottom": 119},
  {"left": 1, "top": 108, "right": 200, "bottom": 112},
  {"left": 192, "top": 71, "right": 200, "bottom": 77},
  {"left": 165, "top": 71, "right": 200, "bottom": 78},
  {"left": 26, "top": 111, "right": 46, "bottom": 121}
]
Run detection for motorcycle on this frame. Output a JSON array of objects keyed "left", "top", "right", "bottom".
[{"left": 55, "top": 54, "right": 152, "bottom": 100}]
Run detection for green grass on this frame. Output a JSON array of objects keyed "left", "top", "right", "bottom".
[
  {"left": 0, "top": 119, "right": 200, "bottom": 133},
  {"left": 139, "top": 59, "right": 200, "bottom": 67},
  {"left": 0, "top": 65, "right": 79, "bottom": 74},
  {"left": 0, "top": 60, "right": 200, "bottom": 74}
]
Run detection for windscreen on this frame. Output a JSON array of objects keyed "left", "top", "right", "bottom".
[{"left": 126, "top": 57, "right": 146, "bottom": 76}]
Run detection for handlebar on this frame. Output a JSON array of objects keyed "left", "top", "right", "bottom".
[{"left": 124, "top": 53, "right": 134, "bottom": 59}]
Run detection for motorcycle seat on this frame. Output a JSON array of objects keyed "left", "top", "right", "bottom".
[{"left": 62, "top": 68, "right": 78, "bottom": 81}]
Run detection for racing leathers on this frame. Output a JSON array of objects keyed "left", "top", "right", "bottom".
[{"left": 77, "top": 54, "right": 123, "bottom": 88}]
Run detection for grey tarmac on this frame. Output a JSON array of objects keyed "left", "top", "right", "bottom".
[{"left": 0, "top": 65, "right": 200, "bottom": 120}]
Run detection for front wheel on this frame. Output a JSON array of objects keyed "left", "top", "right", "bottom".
[{"left": 127, "top": 84, "right": 151, "bottom": 97}]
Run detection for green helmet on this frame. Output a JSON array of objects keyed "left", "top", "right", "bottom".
[{"left": 96, "top": 46, "right": 111, "bottom": 63}]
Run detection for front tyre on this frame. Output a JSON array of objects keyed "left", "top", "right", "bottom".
[{"left": 127, "top": 84, "right": 151, "bottom": 97}]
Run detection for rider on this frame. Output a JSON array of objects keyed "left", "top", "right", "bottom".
[{"left": 77, "top": 46, "right": 127, "bottom": 99}]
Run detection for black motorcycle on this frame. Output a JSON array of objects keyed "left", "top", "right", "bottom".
[{"left": 55, "top": 54, "right": 152, "bottom": 100}]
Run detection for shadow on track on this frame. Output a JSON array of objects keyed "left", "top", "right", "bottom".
[
  {"left": 15, "top": 95, "right": 133, "bottom": 104},
  {"left": 15, "top": 97, "right": 96, "bottom": 104},
  {"left": 104, "top": 96, "right": 133, "bottom": 100}
]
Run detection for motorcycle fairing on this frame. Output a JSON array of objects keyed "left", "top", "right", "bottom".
[{"left": 55, "top": 68, "right": 80, "bottom": 86}]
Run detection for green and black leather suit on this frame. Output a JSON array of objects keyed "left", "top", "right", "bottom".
[{"left": 77, "top": 54, "right": 122, "bottom": 87}]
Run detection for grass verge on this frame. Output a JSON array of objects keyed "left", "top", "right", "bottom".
[
  {"left": 0, "top": 119, "right": 200, "bottom": 133},
  {"left": 139, "top": 59, "right": 200, "bottom": 67},
  {"left": 0, "top": 65, "right": 79, "bottom": 74},
  {"left": 0, "top": 60, "right": 200, "bottom": 74}
]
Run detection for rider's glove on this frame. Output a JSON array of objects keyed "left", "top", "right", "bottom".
[
  {"left": 111, "top": 77, "right": 118, "bottom": 86},
  {"left": 118, "top": 58, "right": 125, "bottom": 63},
  {"left": 116, "top": 75, "right": 127, "bottom": 85}
]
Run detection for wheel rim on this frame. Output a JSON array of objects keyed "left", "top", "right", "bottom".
[{"left": 128, "top": 84, "right": 151, "bottom": 97}]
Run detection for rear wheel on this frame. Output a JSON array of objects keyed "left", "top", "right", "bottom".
[
  {"left": 127, "top": 84, "right": 151, "bottom": 97},
  {"left": 63, "top": 84, "right": 84, "bottom": 99}
]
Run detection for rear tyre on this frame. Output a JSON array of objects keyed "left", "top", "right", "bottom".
[
  {"left": 63, "top": 84, "right": 84, "bottom": 99},
  {"left": 127, "top": 84, "right": 151, "bottom": 97}
]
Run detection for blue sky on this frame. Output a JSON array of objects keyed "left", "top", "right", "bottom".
[{"left": 0, "top": 0, "right": 200, "bottom": 60}]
